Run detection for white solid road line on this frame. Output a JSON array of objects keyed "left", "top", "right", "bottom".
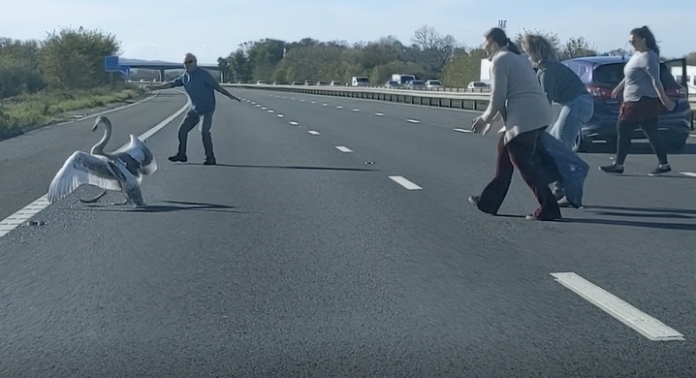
[
  {"left": 389, "top": 176, "right": 422, "bottom": 190},
  {"left": 0, "top": 90, "right": 193, "bottom": 239},
  {"left": 335, "top": 146, "right": 353, "bottom": 153},
  {"left": 550, "top": 272, "right": 685, "bottom": 341},
  {"left": 307, "top": 130, "right": 320, "bottom": 135},
  {"left": 454, "top": 128, "right": 473, "bottom": 133},
  {"left": 678, "top": 172, "right": 696, "bottom": 177}
]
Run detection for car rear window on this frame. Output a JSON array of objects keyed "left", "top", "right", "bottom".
[{"left": 593, "top": 62, "right": 678, "bottom": 88}]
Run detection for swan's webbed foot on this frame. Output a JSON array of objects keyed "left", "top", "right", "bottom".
[{"left": 79, "top": 189, "right": 107, "bottom": 204}]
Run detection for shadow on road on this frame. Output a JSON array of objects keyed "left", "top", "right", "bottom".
[
  {"left": 556, "top": 204, "right": 696, "bottom": 230},
  {"left": 79, "top": 200, "right": 246, "bottom": 214},
  {"left": 582, "top": 141, "right": 696, "bottom": 155},
  {"left": 584, "top": 205, "right": 696, "bottom": 215},
  {"left": 561, "top": 217, "right": 696, "bottom": 231},
  {"left": 179, "top": 163, "right": 379, "bottom": 172}
]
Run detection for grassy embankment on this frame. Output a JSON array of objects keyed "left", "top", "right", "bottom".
[{"left": 0, "top": 84, "right": 148, "bottom": 140}]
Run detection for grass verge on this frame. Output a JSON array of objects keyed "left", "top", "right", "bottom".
[{"left": 0, "top": 84, "right": 148, "bottom": 140}]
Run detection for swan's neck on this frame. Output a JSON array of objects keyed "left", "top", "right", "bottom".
[{"left": 90, "top": 120, "right": 112, "bottom": 155}]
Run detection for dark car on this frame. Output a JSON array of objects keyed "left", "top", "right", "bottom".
[{"left": 561, "top": 55, "right": 692, "bottom": 152}]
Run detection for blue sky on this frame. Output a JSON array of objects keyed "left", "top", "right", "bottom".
[{"left": 1, "top": 0, "right": 692, "bottom": 64}]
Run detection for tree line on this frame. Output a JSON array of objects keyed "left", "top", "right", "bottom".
[
  {"left": 1, "top": 24, "right": 695, "bottom": 101},
  {"left": 217, "top": 25, "right": 696, "bottom": 88},
  {"left": 0, "top": 27, "right": 120, "bottom": 100}
]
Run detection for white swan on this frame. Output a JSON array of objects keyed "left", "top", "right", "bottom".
[{"left": 47, "top": 116, "right": 158, "bottom": 207}]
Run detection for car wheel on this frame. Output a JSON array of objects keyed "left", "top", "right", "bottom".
[{"left": 572, "top": 133, "right": 590, "bottom": 153}]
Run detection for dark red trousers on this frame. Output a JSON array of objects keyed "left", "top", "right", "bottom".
[{"left": 476, "top": 128, "right": 561, "bottom": 219}]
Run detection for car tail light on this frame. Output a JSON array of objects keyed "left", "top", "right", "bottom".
[
  {"left": 586, "top": 85, "right": 613, "bottom": 99},
  {"left": 665, "top": 86, "right": 687, "bottom": 98}
]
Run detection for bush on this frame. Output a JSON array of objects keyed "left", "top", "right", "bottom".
[{"left": 0, "top": 27, "right": 147, "bottom": 138}]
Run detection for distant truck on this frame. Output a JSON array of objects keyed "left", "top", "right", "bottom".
[
  {"left": 480, "top": 59, "right": 492, "bottom": 82},
  {"left": 391, "top": 74, "right": 416, "bottom": 85},
  {"left": 670, "top": 65, "right": 696, "bottom": 95}
]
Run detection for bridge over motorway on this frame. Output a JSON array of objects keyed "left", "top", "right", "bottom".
[{"left": 113, "top": 57, "right": 225, "bottom": 82}]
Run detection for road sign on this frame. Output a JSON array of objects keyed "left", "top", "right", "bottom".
[
  {"left": 104, "top": 56, "right": 119, "bottom": 72},
  {"left": 118, "top": 65, "right": 130, "bottom": 77}
]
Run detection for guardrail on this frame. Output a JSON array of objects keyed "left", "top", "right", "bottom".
[
  {"left": 223, "top": 83, "right": 494, "bottom": 111},
  {"left": 222, "top": 83, "right": 696, "bottom": 115}
]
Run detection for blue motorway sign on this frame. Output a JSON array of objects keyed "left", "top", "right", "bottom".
[
  {"left": 104, "top": 56, "right": 119, "bottom": 72},
  {"left": 117, "top": 66, "right": 131, "bottom": 79}
]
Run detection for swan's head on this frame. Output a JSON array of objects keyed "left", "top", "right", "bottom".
[{"left": 92, "top": 116, "right": 111, "bottom": 132}]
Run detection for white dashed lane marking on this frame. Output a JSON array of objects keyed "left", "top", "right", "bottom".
[
  {"left": 454, "top": 128, "right": 473, "bottom": 133},
  {"left": 375, "top": 112, "right": 384, "bottom": 116},
  {"left": 679, "top": 172, "right": 696, "bottom": 177},
  {"left": 277, "top": 114, "right": 284, "bottom": 118},
  {"left": 335, "top": 146, "right": 352, "bottom": 153},
  {"left": 551, "top": 272, "right": 685, "bottom": 342},
  {"left": 289, "top": 121, "right": 299, "bottom": 126},
  {"left": 406, "top": 119, "right": 420, "bottom": 124},
  {"left": 389, "top": 176, "right": 422, "bottom": 190},
  {"left": 308, "top": 130, "right": 320, "bottom": 135}
]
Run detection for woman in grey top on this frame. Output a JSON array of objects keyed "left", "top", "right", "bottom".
[
  {"left": 600, "top": 26, "right": 676, "bottom": 175},
  {"left": 468, "top": 27, "right": 561, "bottom": 221},
  {"left": 522, "top": 34, "right": 594, "bottom": 204}
]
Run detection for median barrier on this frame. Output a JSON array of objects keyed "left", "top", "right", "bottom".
[
  {"left": 222, "top": 84, "right": 492, "bottom": 111},
  {"left": 222, "top": 84, "right": 696, "bottom": 117}
]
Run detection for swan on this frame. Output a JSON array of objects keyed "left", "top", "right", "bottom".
[{"left": 47, "top": 116, "right": 158, "bottom": 207}]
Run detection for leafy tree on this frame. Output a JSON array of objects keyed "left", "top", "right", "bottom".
[{"left": 39, "top": 26, "right": 121, "bottom": 89}]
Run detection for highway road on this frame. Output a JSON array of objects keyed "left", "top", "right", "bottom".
[{"left": 1, "top": 87, "right": 696, "bottom": 377}]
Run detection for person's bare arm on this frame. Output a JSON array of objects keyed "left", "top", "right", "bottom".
[
  {"left": 146, "top": 82, "right": 176, "bottom": 90},
  {"left": 214, "top": 83, "right": 240, "bottom": 102}
]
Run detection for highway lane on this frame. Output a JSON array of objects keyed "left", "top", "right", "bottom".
[
  {"left": 0, "top": 89, "right": 695, "bottom": 376},
  {"left": 0, "top": 90, "right": 189, "bottom": 221},
  {"left": 242, "top": 89, "right": 696, "bottom": 368}
]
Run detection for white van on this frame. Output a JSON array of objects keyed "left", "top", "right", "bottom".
[{"left": 351, "top": 76, "right": 369, "bottom": 87}]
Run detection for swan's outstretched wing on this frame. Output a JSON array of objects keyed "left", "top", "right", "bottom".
[
  {"left": 48, "top": 151, "right": 122, "bottom": 203},
  {"left": 113, "top": 135, "right": 158, "bottom": 175}
]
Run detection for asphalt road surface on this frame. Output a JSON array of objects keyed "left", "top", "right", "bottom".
[{"left": 1, "top": 87, "right": 696, "bottom": 377}]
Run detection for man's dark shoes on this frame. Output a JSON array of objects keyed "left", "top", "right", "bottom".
[
  {"left": 168, "top": 154, "right": 187, "bottom": 162},
  {"left": 203, "top": 158, "right": 216, "bottom": 165}
]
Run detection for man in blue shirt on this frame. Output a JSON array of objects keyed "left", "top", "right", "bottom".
[{"left": 147, "top": 53, "right": 240, "bottom": 165}]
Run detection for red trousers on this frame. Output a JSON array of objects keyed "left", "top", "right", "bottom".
[{"left": 476, "top": 128, "right": 561, "bottom": 219}]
